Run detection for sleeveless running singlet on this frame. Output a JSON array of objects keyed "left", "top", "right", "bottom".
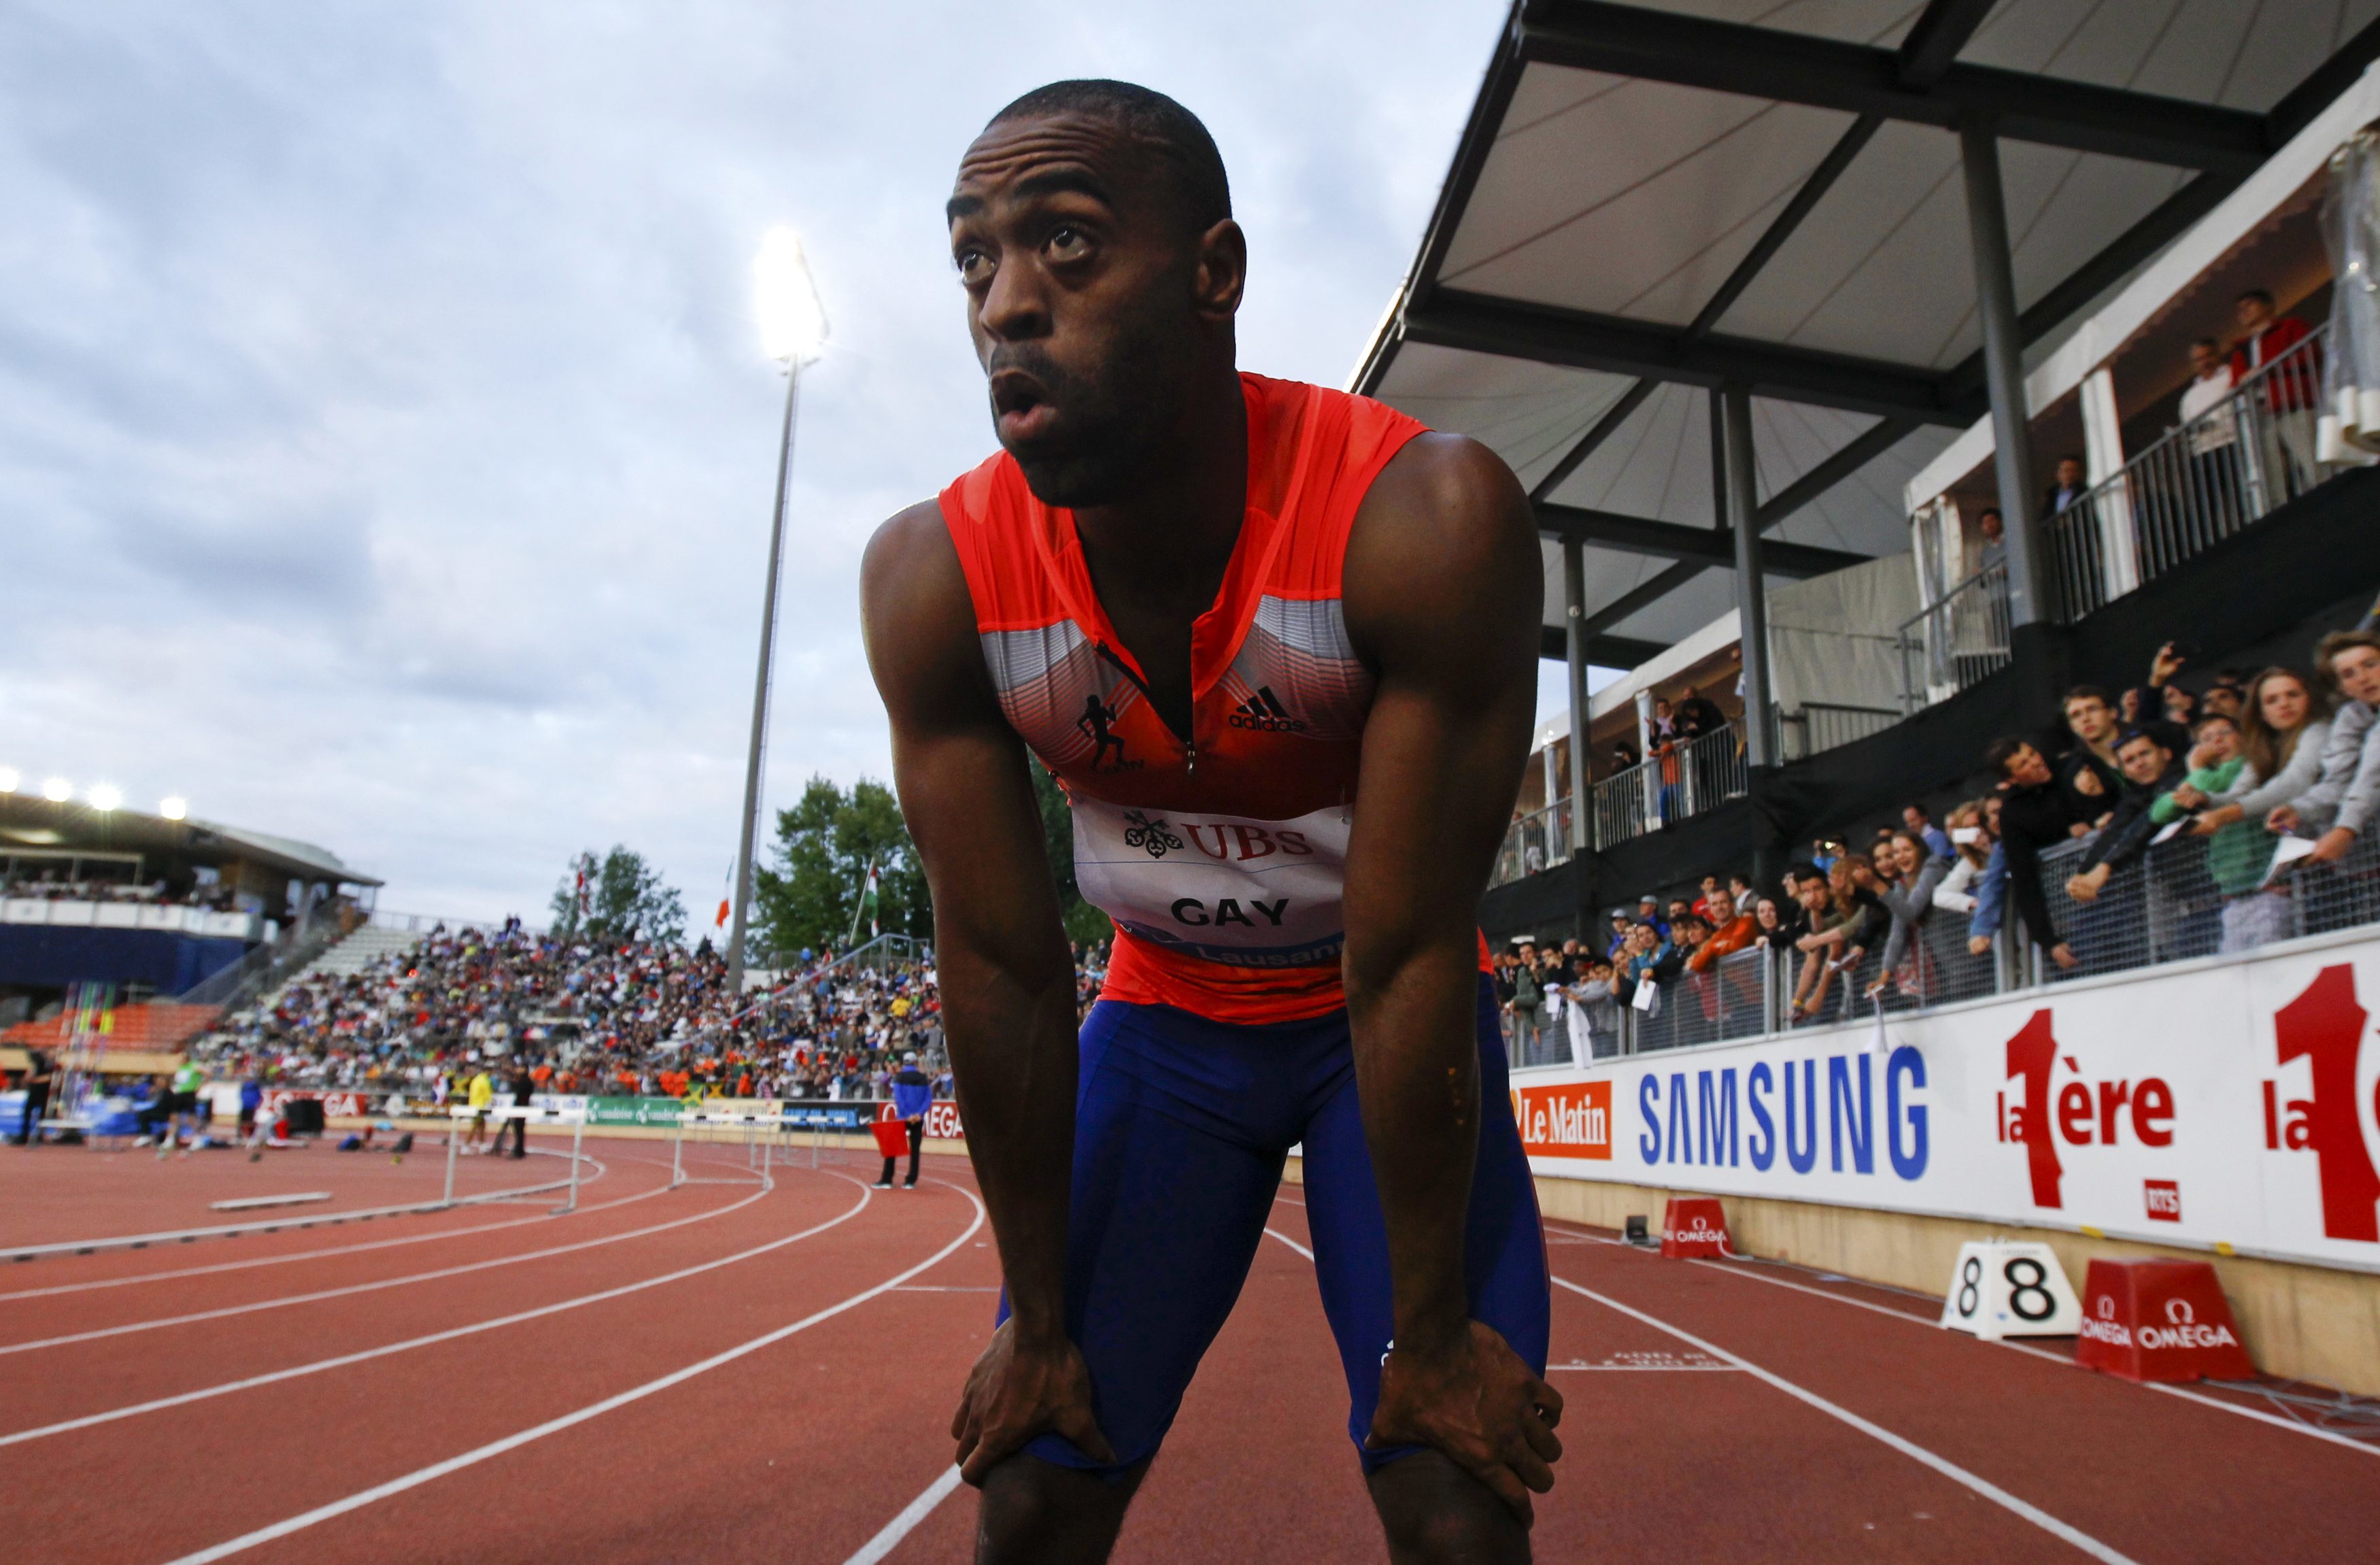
[{"left": 938, "top": 373, "right": 1427, "bottom": 1024}]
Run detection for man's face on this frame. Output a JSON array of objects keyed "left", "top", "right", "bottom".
[
  {"left": 2203, "top": 685, "right": 2243, "bottom": 721},
  {"left": 1902, "top": 805, "right": 1924, "bottom": 831},
  {"left": 947, "top": 113, "right": 1238, "bottom": 505},
  {"left": 2118, "top": 737, "right": 2170, "bottom": 786},
  {"left": 2066, "top": 696, "right": 2113, "bottom": 743},
  {"left": 1667, "top": 900, "right": 1690, "bottom": 922},
  {"left": 2334, "top": 645, "right": 2380, "bottom": 707},
  {"left": 2056, "top": 458, "right": 2085, "bottom": 489},
  {"left": 2237, "top": 295, "right": 2273, "bottom": 333},
  {"left": 2005, "top": 744, "right": 2053, "bottom": 788},
  {"left": 1979, "top": 511, "right": 2003, "bottom": 540},
  {"left": 2194, "top": 721, "right": 2240, "bottom": 764},
  {"left": 2190, "top": 342, "right": 2220, "bottom": 378}
]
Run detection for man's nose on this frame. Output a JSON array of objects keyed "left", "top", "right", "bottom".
[{"left": 980, "top": 256, "right": 1051, "bottom": 345}]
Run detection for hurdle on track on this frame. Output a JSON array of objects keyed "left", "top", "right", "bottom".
[{"left": 445, "top": 1105, "right": 592, "bottom": 1214}]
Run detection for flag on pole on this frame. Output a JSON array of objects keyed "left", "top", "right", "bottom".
[{"left": 715, "top": 898, "right": 732, "bottom": 930}]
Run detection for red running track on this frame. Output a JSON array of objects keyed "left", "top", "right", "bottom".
[{"left": 1, "top": 1136, "right": 2373, "bottom": 1564}]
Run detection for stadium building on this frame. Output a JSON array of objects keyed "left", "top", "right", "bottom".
[{"left": 1359, "top": 3, "right": 2380, "bottom": 1394}]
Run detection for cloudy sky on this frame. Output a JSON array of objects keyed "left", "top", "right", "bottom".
[{"left": 1, "top": 0, "right": 1548, "bottom": 926}]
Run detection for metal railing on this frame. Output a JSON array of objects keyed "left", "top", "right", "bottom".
[
  {"left": 2048, "top": 323, "right": 2330, "bottom": 623},
  {"left": 1493, "top": 797, "right": 1576, "bottom": 888},
  {"left": 1774, "top": 702, "right": 1901, "bottom": 762},
  {"left": 177, "top": 917, "right": 348, "bottom": 1015},
  {"left": 1897, "top": 559, "right": 2011, "bottom": 711},
  {"left": 1512, "top": 827, "right": 2380, "bottom": 1065}
]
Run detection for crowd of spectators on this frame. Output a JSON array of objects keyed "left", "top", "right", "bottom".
[
  {"left": 1499, "top": 613, "right": 2380, "bottom": 1059},
  {"left": 0, "top": 873, "right": 254, "bottom": 911},
  {"left": 189, "top": 920, "right": 1121, "bottom": 1105}
]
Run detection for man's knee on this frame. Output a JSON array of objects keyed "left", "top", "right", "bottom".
[
  {"left": 1367, "top": 1451, "right": 1530, "bottom": 1565},
  {"left": 975, "top": 1452, "right": 1144, "bottom": 1565}
]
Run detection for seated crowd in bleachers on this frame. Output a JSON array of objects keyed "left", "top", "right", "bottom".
[
  {"left": 188, "top": 919, "right": 1115, "bottom": 1104},
  {"left": 1498, "top": 612, "right": 2380, "bottom": 1063}
]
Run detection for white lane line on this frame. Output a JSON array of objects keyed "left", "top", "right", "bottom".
[
  {"left": 1551, "top": 1275, "right": 2143, "bottom": 1565},
  {"left": 0, "top": 1181, "right": 673, "bottom": 1303},
  {"left": 841, "top": 1466, "right": 966, "bottom": 1565},
  {"left": 1684, "top": 1255, "right": 2380, "bottom": 1460},
  {"left": 160, "top": 1183, "right": 987, "bottom": 1565},
  {"left": 0, "top": 1175, "right": 866, "bottom": 1449},
  {"left": 0, "top": 1177, "right": 769, "bottom": 1355},
  {"left": 1262, "top": 1227, "right": 1314, "bottom": 1261}
]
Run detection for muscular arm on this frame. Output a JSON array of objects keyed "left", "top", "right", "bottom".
[
  {"left": 860, "top": 502, "right": 1109, "bottom": 1478},
  {"left": 1340, "top": 433, "right": 1559, "bottom": 1511}
]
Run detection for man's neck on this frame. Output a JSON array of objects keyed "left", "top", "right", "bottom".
[{"left": 1070, "top": 360, "right": 1248, "bottom": 626}]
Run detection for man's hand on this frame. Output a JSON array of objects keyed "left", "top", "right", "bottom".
[
  {"left": 2050, "top": 943, "right": 2080, "bottom": 970},
  {"left": 1367, "top": 1321, "right": 1563, "bottom": 1523},
  {"left": 2309, "top": 826, "right": 2359, "bottom": 864},
  {"left": 950, "top": 1319, "right": 1116, "bottom": 1486},
  {"left": 2267, "top": 805, "right": 2302, "bottom": 834},
  {"left": 2066, "top": 866, "right": 2109, "bottom": 903},
  {"left": 1968, "top": 935, "right": 1994, "bottom": 956},
  {"left": 2149, "top": 641, "right": 2185, "bottom": 686}
]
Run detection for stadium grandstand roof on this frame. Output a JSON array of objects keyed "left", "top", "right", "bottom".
[
  {"left": 0, "top": 794, "right": 379, "bottom": 888},
  {"left": 1354, "top": 0, "right": 2380, "bottom": 659}
]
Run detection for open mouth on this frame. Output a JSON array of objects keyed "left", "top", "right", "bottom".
[{"left": 990, "top": 370, "right": 1057, "bottom": 442}]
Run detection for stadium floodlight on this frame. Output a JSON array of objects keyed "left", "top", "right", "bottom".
[
  {"left": 0, "top": 767, "right": 16, "bottom": 793},
  {"left": 159, "top": 796, "right": 188, "bottom": 821},
  {"left": 42, "top": 777, "right": 72, "bottom": 803},
  {"left": 726, "top": 226, "right": 829, "bottom": 997},
  {"left": 88, "top": 784, "right": 122, "bottom": 812},
  {"left": 754, "top": 226, "right": 829, "bottom": 366}
]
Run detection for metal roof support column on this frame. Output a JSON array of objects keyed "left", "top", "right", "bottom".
[
  {"left": 1722, "top": 385, "right": 1774, "bottom": 768},
  {"left": 1563, "top": 535, "right": 1593, "bottom": 839},
  {"left": 1958, "top": 120, "right": 2049, "bottom": 627}
]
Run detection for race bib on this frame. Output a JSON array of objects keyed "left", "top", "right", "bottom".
[{"left": 1071, "top": 798, "right": 1349, "bottom": 968}]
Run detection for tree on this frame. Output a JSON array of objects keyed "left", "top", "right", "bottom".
[
  {"left": 1032, "top": 763, "right": 1115, "bottom": 947},
  {"left": 751, "top": 775, "right": 932, "bottom": 958},
  {"left": 549, "top": 846, "right": 687, "bottom": 944}
]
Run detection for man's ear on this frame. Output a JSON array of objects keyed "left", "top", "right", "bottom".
[{"left": 1191, "top": 219, "right": 1246, "bottom": 320}]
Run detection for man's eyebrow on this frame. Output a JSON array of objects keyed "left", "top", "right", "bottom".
[{"left": 945, "top": 164, "right": 1117, "bottom": 228}]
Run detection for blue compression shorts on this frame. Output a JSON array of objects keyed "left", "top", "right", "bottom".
[{"left": 1000, "top": 975, "right": 1550, "bottom": 1477}]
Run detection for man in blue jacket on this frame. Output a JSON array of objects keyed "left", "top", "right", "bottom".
[{"left": 878, "top": 1051, "right": 933, "bottom": 1190}]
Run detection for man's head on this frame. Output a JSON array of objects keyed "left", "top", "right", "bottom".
[
  {"left": 1902, "top": 803, "right": 1931, "bottom": 830},
  {"left": 1988, "top": 736, "right": 2053, "bottom": 788},
  {"left": 2317, "top": 628, "right": 2380, "bottom": 707},
  {"left": 1978, "top": 507, "right": 2003, "bottom": 541},
  {"left": 2202, "top": 675, "right": 2245, "bottom": 721},
  {"left": 2192, "top": 711, "right": 2241, "bottom": 764},
  {"left": 1673, "top": 915, "right": 1707, "bottom": 947},
  {"left": 2115, "top": 729, "right": 2173, "bottom": 786},
  {"left": 2063, "top": 686, "right": 2115, "bottom": 743},
  {"left": 2236, "top": 288, "right": 2275, "bottom": 333},
  {"left": 2055, "top": 455, "right": 2086, "bottom": 490},
  {"left": 902, "top": 1051, "right": 918, "bottom": 1066},
  {"left": 1666, "top": 898, "right": 1691, "bottom": 923},
  {"left": 949, "top": 81, "right": 1240, "bottom": 505},
  {"left": 2189, "top": 336, "right": 2223, "bottom": 378}
]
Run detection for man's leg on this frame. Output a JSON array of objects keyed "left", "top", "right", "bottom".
[
  {"left": 1297, "top": 979, "right": 1552, "bottom": 1564},
  {"left": 976, "top": 1000, "right": 1295, "bottom": 1565},
  {"left": 905, "top": 1118, "right": 923, "bottom": 1186}
]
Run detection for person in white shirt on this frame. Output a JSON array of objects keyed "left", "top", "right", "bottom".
[{"left": 2177, "top": 337, "right": 2241, "bottom": 528}]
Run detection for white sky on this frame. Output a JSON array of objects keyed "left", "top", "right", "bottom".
[{"left": 1, "top": 1, "right": 1540, "bottom": 924}]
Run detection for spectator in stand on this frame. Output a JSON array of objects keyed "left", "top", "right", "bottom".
[
  {"left": 2056, "top": 688, "right": 2126, "bottom": 830},
  {"left": 1750, "top": 897, "right": 1790, "bottom": 952},
  {"left": 1869, "top": 830, "right": 1954, "bottom": 1002},
  {"left": 1609, "top": 739, "right": 1639, "bottom": 773},
  {"left": 1902, "top": 803, "right": 1952, "bottom": 860},
  {"left": 2192, "top": 667, "right": 2330, "bottom": 852},
  {"left": 1650, "top": 698, "right": 1683, "bottom": 822},
  {"left": 2203, "top": 671, "right": 2248, "bottom": 725},
  {"left": 1605, "top": 910, "right": 1631, "bottom": 960},
  {"left": 2155, "top": 712, "right": 2286, "bottom": 952},
  {"left": 1506, "top": 941, "right": 1544, "bottom": 1058},
  {"left": 1693, "top": 875, "right": 1732, "bottom": 927},
  {"left": 1729, "top": 873, "right": 1756, "bottom": 916},
  {"left": 1980, "top": 737, "right": 2084, "bottom": 971},
  {"left": 2041, "top": 454, "right": 2090, "bottom": 522},
  {"left": 2179, "top": 337, "right": 2242, "bottom": 526},
  {"left": 2270, "top": 630, "right": 2380, "bottom": 868},
  {"left": 2066, "top": 728, "right": 2190, "bottom": 906},
  {"left": 1974, "top": 507, "right": 2006, "bottom": 577},
  {"left": 1637, "top": 894, "right": 1668, "bottom": 939},
  {"left": 1933, "top": 802, "right": 1992, "bottom": 915},
  {"left": 2230, "top": 288, "right": 2320, "bottom": 497}
]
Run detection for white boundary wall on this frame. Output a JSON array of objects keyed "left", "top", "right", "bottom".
[{"left": 1510, "top": 927, "right": 2380, "bottom": 1276}]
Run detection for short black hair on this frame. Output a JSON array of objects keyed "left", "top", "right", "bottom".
[
  {"left": 2063, "top": 684, "right": 2113, "bottom": 709},
  {"left": 2239, "top": 288, "right": 2275, "bottom": 308},
  {"left": 1985, "top": 735, "right": 2032, "bottom": 775},
  {"left": 2116, "top": 728, "right": 2169, "bottom": 752},
  {"left": 987, "top": 80, "right": 1231, "bottom": 234}
]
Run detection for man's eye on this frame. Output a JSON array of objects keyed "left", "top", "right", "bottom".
[
  {"left": 955, "top": 250, "right": 994, "bottom": 286},
  {"left": 1047, "top": 226, "right": 1092, "bottom": 262}
]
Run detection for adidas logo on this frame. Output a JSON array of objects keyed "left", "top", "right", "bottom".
[{"left": 1229, "top": 686, "right": 1308, "bottom": 733}]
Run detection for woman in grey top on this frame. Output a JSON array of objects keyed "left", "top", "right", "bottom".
[
  {"left": 1868, "top": 830, "right": 1953, "bottom": 1000},
  {"left": 2189, "top": 667, "right": 2328, "bottom": 836},
  {"left": 2268, "top": 632, "right": 2380, "bottom": 861}
]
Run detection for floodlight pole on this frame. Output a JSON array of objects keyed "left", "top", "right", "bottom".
[{"left": 725, "top": 365, "right": 801, "bottom": 1000}]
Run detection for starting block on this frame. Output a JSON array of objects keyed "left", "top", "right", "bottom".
[
  {"left": 2074, "top": 1258, "right": 2256, "bottom": 1383},
  {"left": 1659, "top": 1197, "right": 1730, "bottom": 1258},
  {"left": 1939, "top": 1241, "right": 2081, "bottom": 1340}
]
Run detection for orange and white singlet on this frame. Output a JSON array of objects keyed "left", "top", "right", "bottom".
[{"left": 938, "top": 373, "right": 1427, "bottom": 1024}]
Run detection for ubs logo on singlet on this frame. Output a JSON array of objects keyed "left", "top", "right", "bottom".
[{"left": 1122, "top": 811, "right": 1185, "bottom": 860}]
